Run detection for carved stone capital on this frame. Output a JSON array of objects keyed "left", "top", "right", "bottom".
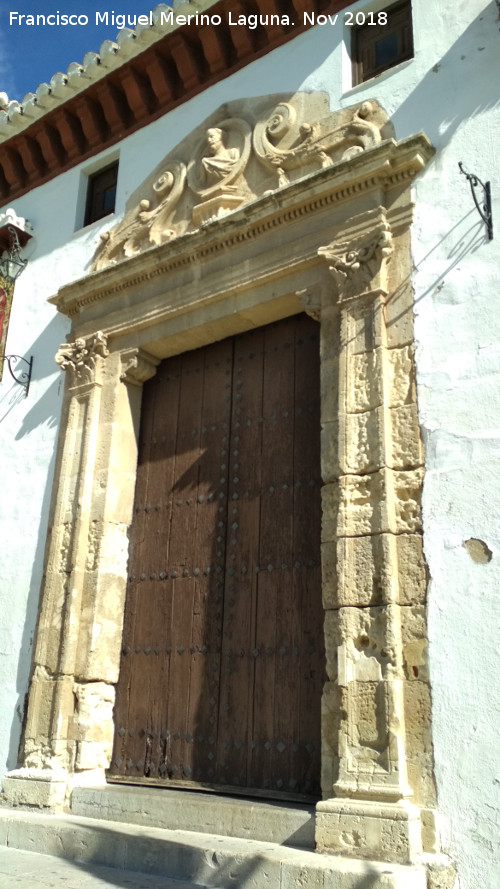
[
  {"left": 55, "top": 331, "right": 109, "bottom": 386},
  {"left": 319, "top": 209, "right": 393, "bottom": 302},
  {"left": 119, "top": 348, "right": 160, "bottom": 386}
]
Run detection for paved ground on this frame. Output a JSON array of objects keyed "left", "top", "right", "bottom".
[{"left": 0, "top": 845, "right": 201, "bottom": 889}]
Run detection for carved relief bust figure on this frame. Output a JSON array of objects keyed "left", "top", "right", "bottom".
[{"left": 201, "top": 128, "right": 240, "bottom": 186}]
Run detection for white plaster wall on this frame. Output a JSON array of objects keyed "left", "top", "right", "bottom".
[{"left": 0, "top": 1, "right": 498, "bottom": 885}]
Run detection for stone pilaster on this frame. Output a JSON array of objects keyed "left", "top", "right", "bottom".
[
  {"left": 316, "top": 207, "right": 430, "bottom": 863},
  {"left": 2, "top": 336, "right": 158, "bottom": 807}
]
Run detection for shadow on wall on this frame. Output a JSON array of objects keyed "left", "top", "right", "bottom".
[
  {"left": 392, "top": 1, "right": 500, "bottom": 150},
  {"left": 2, "top": 316, "right": 67, "bottom": 770},
  {"left": 411, "top": 212, "right": 487, "bottom": 305},
  {"left": 0, "top": 315, "right": 66, "bottom": 432},
  {"left": 14, "top": 376, "right": 61, "bottom": 439},
  {"left": 384, "top": 207, "right": 486, "bottom": 347},
  {"left": 0, "top": 379, "right": 26, "bottom": 424}
]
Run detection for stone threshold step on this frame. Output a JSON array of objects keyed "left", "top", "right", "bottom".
[
  {"left": 0, "top": 807, "right": 428, "bottom": 889},
  {"left": 71, "top": 784, "right": 316, "bottom": 849},
  {"left": 0, "top": 844, "right": 199, "bottom": 889}
]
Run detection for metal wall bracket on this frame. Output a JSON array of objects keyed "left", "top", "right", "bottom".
[
  {"left": 1, "top": 355, "right": 33, "bottom": 397},
  {"left": 459, "top": 162, "right": 493, "bottom": 240}
]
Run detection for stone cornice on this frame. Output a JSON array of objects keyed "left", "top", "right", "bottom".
[
  {"left": 51, "top": 133, "right": 433, "bottom": 322},
  {"left": 0, "top": 0, "right": 355, "bottom": 204}
]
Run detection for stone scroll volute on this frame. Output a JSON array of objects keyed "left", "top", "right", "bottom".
[{"left": 253, "top": 98, "right": 386, "bottom": 187}]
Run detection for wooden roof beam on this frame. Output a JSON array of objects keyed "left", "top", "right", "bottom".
[
  {"left": 169, "top": 34, "right": 206, "bottom": 92},
  {"left": 73, "top": 97, "right": 108, "bottom": 150},
  {"left": 254, "top": 0, "right": 290, "bottom": 40},
  {"left": 36, "top": 123, "right": 66, "bottom": 170},
  {"left": 2, "top": 148, "right": 28, "bottom": 192},
  {"left": 16, "top": 135, "right": 47, "bottom": 182},
  {"left": 95, "top": 81, "right": 132, "bottom": 137},
  {"left": 225, "top": 1, "right": 257, "bottom": 59},
  {"left": 120, "top": 68, "right": 157, "bottom": 121},
  {"left": 198, "top": 24, "right": 233, "bottom": 76},
  {"left": 56, "top": 110, "right": 87, "bottom": 161},
  {"left": 144, "top": 53, "right": 176, "bottom": 106}
]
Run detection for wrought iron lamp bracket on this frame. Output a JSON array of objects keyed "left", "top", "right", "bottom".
[
  {"left": 459, "top": 162, "right": 493, "bottom": 240},
  {"left": 1, "top": 354, "right": 33, "bottom": 397}
]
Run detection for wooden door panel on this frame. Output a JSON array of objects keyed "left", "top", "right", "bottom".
[
  {"left": 110, "top": 315, "right": 324, "bottom": 799},
  {"left": 257, "top": 321, "right": 296, "bottom": 793},
  {"left": 292, "top": 323, "right": 323, "bottom": 792},
  {"left": 216, "top": 327, "right": 264, "bottom": 788}
]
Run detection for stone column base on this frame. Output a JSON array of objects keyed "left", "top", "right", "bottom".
[
  {"left": 2, "top": 767, "right": 108, "bottom": 809},
  {"left": 315, "top": 798, "right": 423, "bottom": 863},
  {"left": 2, "top": 768, "right": 68, "bottom": 808}
]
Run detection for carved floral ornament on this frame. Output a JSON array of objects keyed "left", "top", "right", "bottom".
[{"left": 92, "top": 94, "right": 393, "bottom": 272}]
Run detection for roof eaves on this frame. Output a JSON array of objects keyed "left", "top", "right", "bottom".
[{"left": 0, "top": 1, "right": 219, "bottom": 143}]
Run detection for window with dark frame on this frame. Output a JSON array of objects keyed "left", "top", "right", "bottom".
[
  {"left": 352, "top": 0, "right": 413, "bottom": 86},
  {"left": 84, "top": 161, "right": 119, "bottom": 226}
]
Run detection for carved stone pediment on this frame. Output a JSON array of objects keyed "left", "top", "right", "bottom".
[{"left": 91, "top": 93, "right": 393, "bottom": 272}]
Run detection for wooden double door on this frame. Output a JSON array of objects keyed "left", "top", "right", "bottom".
[{"left": 110, "top": 314, "right": 325, "bottom": 799}]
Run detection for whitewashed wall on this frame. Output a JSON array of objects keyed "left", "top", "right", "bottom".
[{"left": 1, "top": 1, "right": 498, "bottom": 885}]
